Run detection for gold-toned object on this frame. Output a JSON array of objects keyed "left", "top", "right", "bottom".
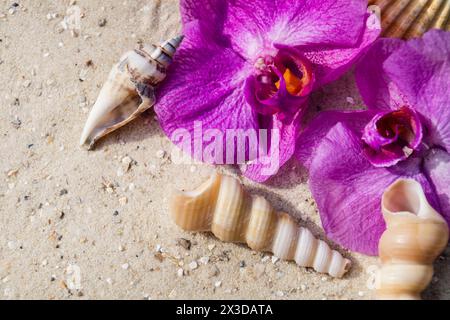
[
  {"left": 368, "top": 0, "right": 450, "bottom": 39},
  {"left": 171, "top": 173, "right": 351, "bottom": 278},
  {"left": 375, "top": 179, "right": 449, "bottom": 299},
  {"left": 80, "top": 35, "right": 183, "bottom": 149}
]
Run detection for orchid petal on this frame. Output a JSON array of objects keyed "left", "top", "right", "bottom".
[
  {"left": 296, "top": 110, "right": 374, "bottom": 169},
  {"left": 384, "top": 30, "right": 450, "bottom": 150},
  {"left": 181, "top": 0, "right": 371, "bottom": 61},
  {"left": 301, "top": 11, "right": 381, "bottom": 87},
  {"left": 308, "top": 122, "right": 437, "bottom": 255},
  {"left": 241, "top": 109, "right": 303, "bottom": 182},
  {"left": 155, "top": 22, "right": 258, "bottom": 165},
  {"left": 355, "top": 37, "right": 407, "bottom": 111},
  {"left": 424, "top": 148, "right": 450, "bottom": 227}
]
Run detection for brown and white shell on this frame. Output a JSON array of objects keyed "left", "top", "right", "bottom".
[
  {"left": 375, "top": 178, "right": 449, "bottom": 299},
  {"left": 171, "top": 173, "right": 351, "bottom": 278},
  {"left": 79, "top": 35, "right": 183, "bottom": 149}
]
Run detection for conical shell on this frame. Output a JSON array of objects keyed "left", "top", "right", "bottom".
[
  {"left": 369, "top": 0, "right": 450, "bottom": 39},
  {"left": 171, "top": 173, "right": 351, "bottom": 278},
  {"left": 79, "top": 35, "right": 184, "bottom": 149},
  {"left": 375, "top": 179, "right": 449, "bottom": 299}
]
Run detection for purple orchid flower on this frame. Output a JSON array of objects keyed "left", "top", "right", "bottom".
[
  {"left": 296, "top": 30, "right": 450, "bottom": 255},
  {"left": 155, "top": 0, "right": 380, "bottom": 182}
]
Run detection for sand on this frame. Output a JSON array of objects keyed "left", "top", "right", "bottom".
[{"left": 0, "top": 0, "right": 448, "bottom": 300}]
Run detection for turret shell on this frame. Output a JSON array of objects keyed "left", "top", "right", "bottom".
[
  {"left": 368, "top": 0, "right": 450, "bottom": 39},
  {"left": 171, "top": 173, "right": 351, "bottom": 278},
  {"left": 375, "top": 178, "right": 449, "bottom": 299}
]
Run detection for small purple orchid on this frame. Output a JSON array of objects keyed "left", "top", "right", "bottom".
[
  {"left": 155, "top": 0, "right": 380, "bottom": 182},
  {"left": 297, "top": 30, "right": 450, "bottom": 255}
]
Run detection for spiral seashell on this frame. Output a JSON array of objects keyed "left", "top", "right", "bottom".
[
  {"left": 170, "top": 173, "right": 351, "bottom": 278},
  {"left": 79, "top": 35, "right": 183, "bottom": 149},
  {"left": 375, "top": 179, "right": 449, "bottom": 299},
  {"left": 368, "top": 0, "right": 450, "bottom": 39}
]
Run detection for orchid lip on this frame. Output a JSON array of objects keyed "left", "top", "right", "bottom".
[
  {"left": 245, "top": 47, "right": 314, "bottom": 118},
  {"left": 362, "top": 106, "right": 423, "bottom": 167}
]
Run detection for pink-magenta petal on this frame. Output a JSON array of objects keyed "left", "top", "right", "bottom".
[
  {"left": 308, "top": 122, "right": 437, "bottom": 255},
  {"left": 155, "top": 22, "right": 258, "bottom": 165},
  {"left": 241, "top": 108, "right": 304, "bottom": 182},
  {"left": 424, "top": 148, "right": 450, "bottom": 227},
  {"left": 296, "top": 110, "right": 374, "bottom": 169},
  {"left": 355, "top": 37, "right": 406, "bottom": 111},
  {"left": 384, "top": 30, "right": 450, "bottom": 151},
  {"left": 301, "top": 10, "right": 381, "bottom": 88},
  {"left": 181, "top": 0, "right": 371, "bottom": 61}
]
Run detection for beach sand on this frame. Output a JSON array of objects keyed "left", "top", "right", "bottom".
[{"left": 0, "top": 0, "right": 448, "bottom": 299}]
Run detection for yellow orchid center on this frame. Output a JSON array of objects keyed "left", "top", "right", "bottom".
[{"left": 275, "top": 67, "right": 311, "bottom": 96}]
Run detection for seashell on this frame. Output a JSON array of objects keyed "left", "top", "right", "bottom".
[
  {"left": 79, "top": 35, "right": 184, "bottom": 149},
  {"left": 170, "top": 173, "right": 351, "bottom": 278},
  {"left": 368, "top": 0, "right": 450, "bottom": 39},
  {"left": 375, "top": 179, "right": 449, "bottom": 299}
]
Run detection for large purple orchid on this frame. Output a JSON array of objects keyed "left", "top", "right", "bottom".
[
  {"left": 296, "top": 30, "right": 450, "bottom": 255},
  {"left": 155, "top": 0, "right": 380, "bottom": 182}
]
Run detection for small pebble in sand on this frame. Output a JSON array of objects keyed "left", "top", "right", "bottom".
[
  {"left": 121, "top": 156, "right": 132, "bottom": 170},
  {"left": 11, "top": 117, "right": 21, "bottom": 129},
  {"left": 208, "top": 244, "right": 216, "bottom": 251},
  {"left": 177, "top": 268, "right": 184, "bottom": 277},
  {"left": 358, "top": 291, "right": 365, "bottom": 297},
  {"left": 321, "top": 276, "right": 328, "bottom": 282},
  {"left": 300, "top": 284, "right": 307, "bottom": 291},
  {"left": 199, "top": 256, "right": 209, "bottom": 265},
  {"left": 41, "top": 259, "right": 48, "bottom": 266},
  {"left": 8, "top": 3, "right": 18, "bottom": 15},
  {"left": 59, "top": 189, "right": 68, "bottom": 196},
  {"left": 275, "top": 291, "right": 284, "bottom": 297},
  {"left": 208, "top": 265, "right": 220, "bottom": 278},
  {"left": 119, "top": 197, "right": 128, "bottom": 206},
  {"left": 79, "top": 237, "right": 88, "bottom": 244},
  {"left": 7, "top": 168, "right": 19, "bottom": 177},
  {"left": 118, "top": 245, "right": 125, "bottom": 252},
  {"left": 22, "top": 80, "right": 31, "bottom": 88},
  {"left": 271, "top": 256, "right": 279, "bottom": 264},
  {"left": 155, "top": 149, "right": 165, "bottom": 159},
  {"left": 189, "top": 261, "right": 198, "bottom": 270},
  {"left": 79, "top": 69, "right": 88, "bottom": 82},
  {"left": 239, "top": 261, "right": 246, "bottom": 268},
  {"left": 106, "top": 278, "right": 113, "bottom": 285},
  {"left": 189, "top": 165, "right": 197, "bottom": 173},
  {"left": 46, "top": 13, "right": 58, "bottom": 20},
  {"left": 121, "top": 263, "right": 129, "bottom": 270},
  {"left": 7, "top": 241, "right": 17, "bottom": 250},
  {"left": 214, "top": 281, "right": 222, "bottom": 288},
  {"left": 98, "top": 18, "right": 107, "bottom": 27},
  {"left": 176, "top": 238, "right": 191, "bottom": 250},
  {"left": 261, "top": 255, "right": 270, "bottom": 263}
]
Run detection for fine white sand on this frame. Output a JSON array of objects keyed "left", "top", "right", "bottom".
[{"left": 0, "top": 0, "right": 448, "bottom": 299}]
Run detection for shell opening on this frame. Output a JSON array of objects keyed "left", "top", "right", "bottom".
[{"left": 382, "top": 179, "right": 422, "bottom": 216}]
